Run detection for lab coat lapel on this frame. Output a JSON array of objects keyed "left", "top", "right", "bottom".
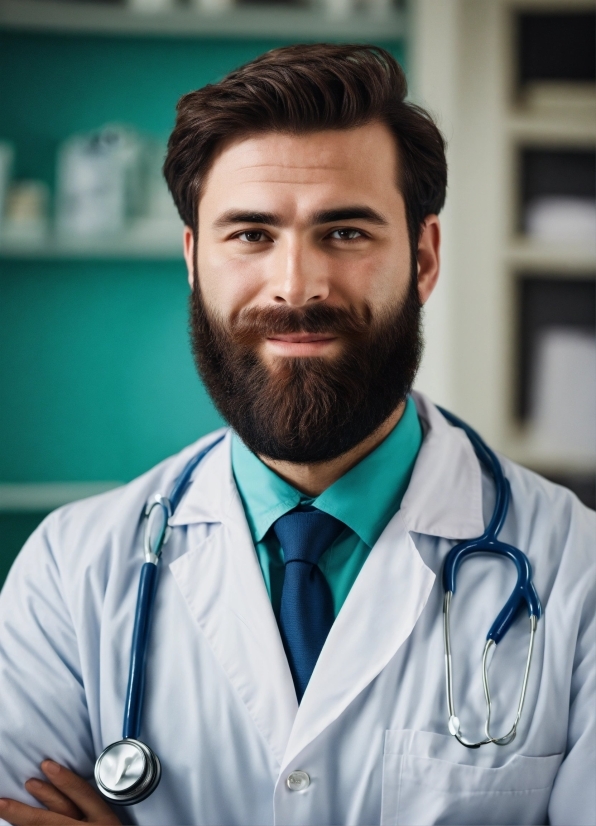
[
  {"left": 404, "top": 392, "right": 485, "bottom": 539},
  {"left": 168, "top": 396, "right": 484, "bottom": 772},
  {"left": 280, "top": 393, "right": 484, "bottom": 769},
  {"left": 281, "top": 511, "right": 436, "bottom": 771},
  {"left": 169, "top": 435, "right": 297, "bottom": 766}
]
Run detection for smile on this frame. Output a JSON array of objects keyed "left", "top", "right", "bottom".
[{"left": 265, "top": 333, "right": 338, "bottom": 355}]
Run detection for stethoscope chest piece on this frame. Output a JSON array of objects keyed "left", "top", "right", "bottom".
[{"left": 94, "top": 739, "right": 161, "bottom": 805}]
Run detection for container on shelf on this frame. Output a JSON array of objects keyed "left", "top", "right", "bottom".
[
  {"left": 55, "top": 125, "right": 147, "bottom": 240},
  {"left": 126, "top": 140, "right": 183, "bottom": 247},
  {"left": 0, "top": 141, "right": 14, "bottom": 235},
  {"left": 1, "top": 180, "right": 50, "bottom": 245},
  {"left": 519, "top": 148, "right": 596, "bottom": 237},
  {"left": 529, "top": 327, "right": 596, "bottom": 462},
  {"left": 525, "top": 197, "right": 596, "bottom": 247}
]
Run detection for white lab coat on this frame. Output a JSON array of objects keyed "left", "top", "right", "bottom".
[{"left": 0, "top": 393, "right": 594, "bottom": 826}]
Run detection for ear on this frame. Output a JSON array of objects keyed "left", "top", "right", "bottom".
[
  {"left": 416, "top": 215, "right": 441, "bottom": 305},
  {"left": 183, "top": 226, "right": 195, "bottom": 290}
]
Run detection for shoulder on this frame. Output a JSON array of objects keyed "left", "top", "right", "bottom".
[
  {"left": 501, "top": 454, "right": 595, "bottom": 546},
  {"left": 498, "top": 455, "right": 596, "bottom": 609}
]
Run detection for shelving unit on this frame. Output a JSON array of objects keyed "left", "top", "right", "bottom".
[
  {"left": 503, "top": 5, "right": 595, "bottom": 493},
  {"left": 0, "top": 234, "right": 183, "bottom": 260},
  {"left": 411, "top": 0, "right": 595, "bottom": 508},
  {"left": 0, "top": 0, "right": 407, "bottom": 583}
]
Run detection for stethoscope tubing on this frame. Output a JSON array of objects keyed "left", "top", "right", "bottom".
[
  {"left": 438, "top": 407, "right": 542, "bottom": 749},
  {"left": 123, "top": 562, "right": 159, "bottom": 741},
  {"left": 122, "top": 434, "right": 226, "bottom": 741}
]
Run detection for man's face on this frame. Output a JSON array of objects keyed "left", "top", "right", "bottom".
[
  {"left": 184, "top": 123, "right": 440, "bottom": 462},
  {"left": 192, "top": 123, "right": 415, "bottom": 359}
]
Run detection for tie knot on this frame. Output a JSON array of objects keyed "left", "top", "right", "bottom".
[{"left": 273, "top": 506, "right": 345, "bottom": 566}]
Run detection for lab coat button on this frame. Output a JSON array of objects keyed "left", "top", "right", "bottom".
[{"left": 286, "top": 771, "right": 310, "bottom": 791}]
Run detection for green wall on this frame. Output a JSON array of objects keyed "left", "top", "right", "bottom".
[{"left": 0, "top": 30, "right": 406, "bottom": 581}]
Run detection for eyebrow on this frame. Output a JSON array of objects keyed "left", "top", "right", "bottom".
[
  {"left": 213, "top": 211, "right": 281, "bottom": 229},
  {"left": 212, "top": 205, "right": 389, "bottom": 230},
  {"left": 312, "top": 206, "right": 388, "bottom": 226}
]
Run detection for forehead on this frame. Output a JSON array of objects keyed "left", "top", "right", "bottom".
[{"left": 200, "top": 123, "right": 401, "bottom": 213}]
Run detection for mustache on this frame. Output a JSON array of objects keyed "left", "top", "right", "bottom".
[{"left": 228, "top": 303, "right": 373, "bottom": 348}]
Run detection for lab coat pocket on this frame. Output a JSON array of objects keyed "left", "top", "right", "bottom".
[{"left": 380, "top": 729, "right": 562, "bottom": 826}]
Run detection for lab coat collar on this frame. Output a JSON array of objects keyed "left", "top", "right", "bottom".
[
  {"left": 168, "top": 430, "right": 236, "bottom": 528},
  {"left": 401, "top": 391, "right": 485, "bottom": 540},
  {"left": 170, "top": 392, "right": 485, "bottom": 542}
]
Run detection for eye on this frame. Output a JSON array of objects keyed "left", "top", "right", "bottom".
[
  {"left": 328, "top": 228, "right": 365, "bottom": 241},
  {"left": 236, "top": 230, "right": 269, "bottom": 243}
]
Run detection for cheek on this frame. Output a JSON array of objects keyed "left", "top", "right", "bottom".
[
  {"left": 196, "top": 243, "right": 262, "bottom": 317},
  {"left": 332, "top": 249, "right": 410, "bottom": 312}
]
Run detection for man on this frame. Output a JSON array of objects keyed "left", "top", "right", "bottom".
[{"left": 0, "top": 44, "right": 594, "bottom": 826}]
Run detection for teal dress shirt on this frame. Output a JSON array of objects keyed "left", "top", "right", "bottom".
[{"left": 232, "top": 395, "right": 423, "bottom": 619}]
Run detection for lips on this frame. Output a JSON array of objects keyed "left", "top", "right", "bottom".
[{"left": 267, "top": 333, "right": 337, "bottom": 343}]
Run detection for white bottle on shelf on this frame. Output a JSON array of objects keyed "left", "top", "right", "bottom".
[
  {"left": 127, "top": 0, "right": 177, "bottom": 12},
  {"left": 531, "top": 327, "right": 596, "bottom": 463}
]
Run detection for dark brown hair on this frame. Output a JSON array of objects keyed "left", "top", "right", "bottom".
[{"left": 164, "top": 43, "right": 447, "bottom": 249}]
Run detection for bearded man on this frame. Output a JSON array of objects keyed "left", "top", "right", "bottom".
[{"left": 0, "top": 44, "right": 594, "bottom": 826}]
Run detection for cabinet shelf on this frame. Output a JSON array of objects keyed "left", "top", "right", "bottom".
[
  {"left": 0, "top": 482, "right": 122, "bottom": 512},
  {"left": 0, "top": 235, "right": 184, "bottom": 260},
  {"left": 0, "top": 0, "right": 407, "bottom": 40},
  {"left": 506, "top": 239, "right": 596, "bottom": 273},
  {"left": 507, "top": 111, "right": 596, "bottom": 144}
]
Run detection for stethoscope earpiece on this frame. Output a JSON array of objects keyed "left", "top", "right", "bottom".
[{"left": 94, "top": 739, "right": 161, "bottom": 806}]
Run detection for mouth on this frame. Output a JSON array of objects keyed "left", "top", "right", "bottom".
[{"left": 264, "top": 332, "right": 338, "bottom": 356}]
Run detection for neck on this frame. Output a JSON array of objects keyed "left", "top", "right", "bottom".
[{"left": 259, "top": 401, "right": 406, "bottom": 497}]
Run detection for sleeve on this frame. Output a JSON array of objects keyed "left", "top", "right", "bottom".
[
  {"left": 547, "top": 514, "right": 596, "bottom": 826},
  {"left": 0, "top": 511, "right": 96, "bottom": 809}
]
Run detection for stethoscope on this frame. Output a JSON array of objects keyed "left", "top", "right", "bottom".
[
  {"left": 94, "top": 434, "right": 225, "bottom": 805},
  {"left": 94, "top": 411, "right": 541, "bottom": 804},
  {"left": 438, "top": 408, "right": 542, "bottom": 749}
]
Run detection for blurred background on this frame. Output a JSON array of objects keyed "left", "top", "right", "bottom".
[{"left": 0, "top": 0, "right": 594, "bottom": 584}]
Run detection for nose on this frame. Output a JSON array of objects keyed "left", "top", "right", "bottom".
[{"left": 269, "top": 234, "right": 330, "bottom": 307}]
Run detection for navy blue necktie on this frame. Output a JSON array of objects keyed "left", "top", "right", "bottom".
[{"left": 273, "top": 506, "right": 345, "bottom": 701}]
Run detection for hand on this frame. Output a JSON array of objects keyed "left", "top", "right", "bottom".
[{"left": 0, "top": 761, "right": 121, "bottom": 825}]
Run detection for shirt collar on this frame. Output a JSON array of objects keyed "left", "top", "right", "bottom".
[
  {"left": 170, "top": 392, "right": 485, "bottom": 543},
  {"left": 313, "top": 395, "right": 422, "bottom": 546},
  {"left": 231, "top": 395, "right": 422, "bottom": 547},
  {"left": 231, "top": 436, "right": 303, "bottom": 542}
]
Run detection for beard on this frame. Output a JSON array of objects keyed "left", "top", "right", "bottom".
[{"left": 189, "top": 264, "right": 423, "bottom": 464}]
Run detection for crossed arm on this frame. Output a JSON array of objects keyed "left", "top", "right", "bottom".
[{"left": 0, "top": 762, "right": 120, "bottom": 826}]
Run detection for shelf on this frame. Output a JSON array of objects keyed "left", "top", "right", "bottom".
[
  {"left": 516, "top": 82, "right": 596, "bottom": 116},
  {"left": 0, "top": 234, "right": 184, "bottom": 260},
  {"left": 0, "top": 482, "right": 122, "bottom": 512},
  {"left": 505, "top": 239, "right": 596, "bottom": 273},
  {"left": 0, "top": 0, "right": 407, "bottom": 40},
  {"left": 507, "top": 111, "right": 596, "bottom": 145}
]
